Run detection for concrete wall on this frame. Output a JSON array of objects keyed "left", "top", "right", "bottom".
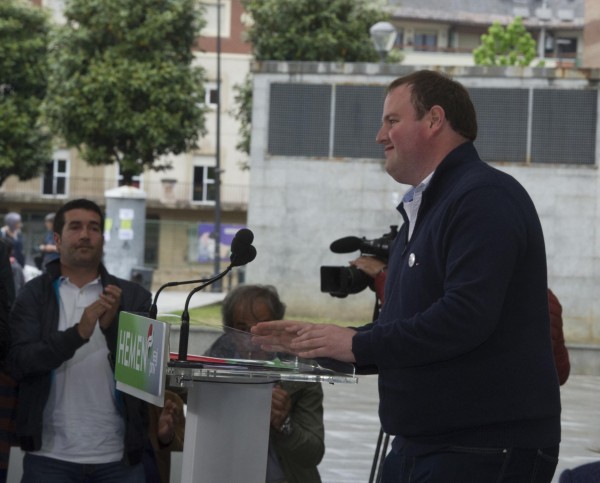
[{"left": 245, "top": 62, "right": 600, "bottom": 346}]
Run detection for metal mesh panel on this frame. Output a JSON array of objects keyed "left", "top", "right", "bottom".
[
  {"left": 268, "top": 83, "right": 331, "bottom": 157},
  {"left": 468, "top": 88, "right": 529, "bottom": 163},
  {"left": 531, "top": 89, "right": 597, "bottom": 165},
  {"left": 333, "top": 85, "right": 386, "bottom": 159}
]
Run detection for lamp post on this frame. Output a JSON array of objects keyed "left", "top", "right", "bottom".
[
  {"left": 369, "top": 21, "right": 397, "bottom": 62},
  {"left": 212, "top": 0, "right": 223, "bottom": 291}
]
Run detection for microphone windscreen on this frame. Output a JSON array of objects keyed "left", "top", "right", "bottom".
[
  {"left": 234, "top": 228, "right": 254, "bottom": 245},
  {"left": 330, "top": 236, "right": 363, "bottom": 253},
  {"left": 231, "top": 245, "right": 256, "bottom": 267}
]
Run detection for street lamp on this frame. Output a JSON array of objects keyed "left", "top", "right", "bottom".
[
  {"left": 369, "top": 21, "right": 397, "bottom": 62},
  {"left": 213, "top": 0, "right": 223, "bottom": 291}
]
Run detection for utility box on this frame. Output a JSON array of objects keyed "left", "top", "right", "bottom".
[
  {"left": 131, "top": 266, "right": 154, "bottom": 292},
  {"left": 103, "top": 186, "right": 147, "bottom": 281}
]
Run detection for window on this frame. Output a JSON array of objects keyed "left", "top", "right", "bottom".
[
  {"left": 204, "top": 82, "right": 218, "bottom": 108},
  {"left": 414, "top": 32, "right": 437, "bottom": 51},
  {"left": 200, "top": 0, "right": 231, "bottom": 38},
  {"left": 556, "top": 37, "right": 577, "bottom": 57},
  {"left": 42, "top": 151, "right": 69, "bottom": 196},
  {"left": 192, "top": 165, "right": 216, "bottom": 203}
]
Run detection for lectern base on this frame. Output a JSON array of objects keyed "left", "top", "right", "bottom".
[{"left": 180, "top": 380, "right": 274, "bottom": 483}]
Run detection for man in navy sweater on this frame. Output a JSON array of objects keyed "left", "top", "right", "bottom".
[{"left": 252, "top": 70, "right": 561, "bottom": 482}]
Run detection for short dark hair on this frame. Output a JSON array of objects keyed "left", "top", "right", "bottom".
[
  {"left": 388, "top": 70, "right": 477, "bottom": 141},
  {"left": 54, "top": 199, "right": 104, "bottom": 236},
  {"left": 222, "top": 284, "right": 286, "bottom": 329}
]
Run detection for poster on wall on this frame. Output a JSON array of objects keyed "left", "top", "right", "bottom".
[{"left": 197, "top": 223, "right": 246, "bottom": 262}]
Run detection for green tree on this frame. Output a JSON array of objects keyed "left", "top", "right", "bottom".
[
  {"left": 231, "top": 73, "right": 253, "bottom": 167},
  {"left": 233, "top": 0, "right": 390, "bottom": 160},
  {"left": 242, "top": 0, "right": 385, "bottom": 62},
  {"left": 0, "top": 0, "right": 52, "bottom": 187},
  {"left": 473, "top": 17, "right": 537, "bottom": 67},
  {"left": 44, "top": 0, "right": 207, "bottom": 184}
]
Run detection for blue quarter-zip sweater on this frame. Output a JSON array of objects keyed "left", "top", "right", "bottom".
[{"left": 352, "top": 142, "right": 561, "bottom": 449}]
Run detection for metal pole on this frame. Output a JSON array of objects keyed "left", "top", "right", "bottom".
[{"left": 212, "top": 0, "right": 223, "bottom": 291}]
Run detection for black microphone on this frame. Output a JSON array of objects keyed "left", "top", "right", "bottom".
[
  {"left": 149, "top": 228, "right": 255, "bottom": 320},
  {"left": 330, "top": 236, "right": 364, "bottom": 254},
  {"left": 229, "top": 228, "right": 255, "bottom": 267},
  {"left": 178, "top": 229, "right": 256, "bottom": 361},
  {"left": 231, "top": 245, "right": 256, "bottom": 267},
  {"left": 148, "top": 276, "right": 217, "bottom": 320}
]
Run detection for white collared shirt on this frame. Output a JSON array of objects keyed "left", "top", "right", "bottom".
[
  {"left": 37, "top": 277, "right": 125, "bottom": 463},
  {"left": 402, "top": 171, "right": 434, "bottom": 241}
]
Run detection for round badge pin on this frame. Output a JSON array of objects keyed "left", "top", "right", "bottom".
[{"left": 408, "top": 253, "right": 416, "bottom": 267}]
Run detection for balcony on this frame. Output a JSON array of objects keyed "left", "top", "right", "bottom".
[{"left": 0, "top": 176, "right": 249, "bottom": 211}]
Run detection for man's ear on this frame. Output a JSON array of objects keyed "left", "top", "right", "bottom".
[{"left": 429, "top": 105, "right": 444, "bottom": 128}]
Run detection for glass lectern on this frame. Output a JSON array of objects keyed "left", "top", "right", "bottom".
[{"left": 167, "top": 325, "right": 357, "bottom": 483}]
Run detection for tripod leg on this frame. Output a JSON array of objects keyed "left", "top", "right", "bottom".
[
  {"left": 375, "top": 432, "right": 390, "bottom": 483},
  {"left": 369, "top": 427, "right": 385, "bottom": 483}
]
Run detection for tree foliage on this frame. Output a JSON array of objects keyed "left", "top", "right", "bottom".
[
  {"left": 242, "top": 0, "right": 384, "bottom": 62},
  {"left": 234, "top": 0, "right": 390, "bottom": 159},
  {"left": 230, "top": 73, "right": 253, "bottom": 166},
  {"left": 473, "top": 17, "right": 537, "bottom": 67},
  {"left": 0, "top": 0, "right": 52, "bottom": 187},
  {"left": 44, "top": 0, "right": 207, "bottom": 184}
]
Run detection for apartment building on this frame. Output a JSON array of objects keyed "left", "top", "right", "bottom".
[
  {"left": 4, "top": 0, "right": 252, "bottom": 287},
  {"left": 388, "top": 0, "right": 585, "bottom": 67}
]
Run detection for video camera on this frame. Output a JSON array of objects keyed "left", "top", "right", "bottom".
[{"left": 320, "top": 225, "right": 398, "bottom": 298}]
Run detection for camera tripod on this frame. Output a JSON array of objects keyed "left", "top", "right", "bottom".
[
  {"left": 369, "top": 427, "right": 390, "bottom": 483},
  {"left": 366, "top": 296, "right": 390, "bottom": 483}
]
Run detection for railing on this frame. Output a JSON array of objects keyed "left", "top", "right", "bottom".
[{"left": 0, "top": 176, "right": 249, "bottom": 209}]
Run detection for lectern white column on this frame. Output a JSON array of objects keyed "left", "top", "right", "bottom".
[{"left": 181, "top": 380, "right": 274, "bottom": 483}]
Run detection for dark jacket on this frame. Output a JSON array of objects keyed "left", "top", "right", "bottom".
[
  {"left": 352, "top": 142, "right": 561, "bottom": 448},
  {"left": 6, "top": 258, "right": 152, "bottom": 464}
]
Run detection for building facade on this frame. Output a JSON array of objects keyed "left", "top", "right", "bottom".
[
  {"left": 5, "top": 0, "right": 252, "bottom": 287},
  {"left": 4, "top": 0, "right": 596, "bottom": 294}
]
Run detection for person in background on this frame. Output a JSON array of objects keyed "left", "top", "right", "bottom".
[
  {"left": 145, "top": 390, "right": 185, "bottom": 483},
  {"left": 208, "top": 284, "right": 325, "bottom": 483},
  {"left": 252, "top": 70, "right": 561, "bottom": 482},
  {"left": 1, "top": 238, "right": 25, "bottom": 296},
  {"left": 0, "top": 240, "right": 16, "bottom": 483},
  {"left": 39, "top": 213, "right": 60, "bottom": 270},
  {"left": 6, "top": 198, "right": 151, "bottom": 483},
  {"left": 548, "top": 288, "right": 570, "bottom": 385},
  {"left": 1, "top": 213, "right": 24, "bottom": 269}
]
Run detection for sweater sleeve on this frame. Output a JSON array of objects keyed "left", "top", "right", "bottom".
[
  {"left": 270, "top": 382, "right": 325, "bottom": 468},
  {"left": 548, "top": 288, "right": 570, "bottom": 385}
]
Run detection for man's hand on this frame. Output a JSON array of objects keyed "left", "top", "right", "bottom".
[
  {"left": 158, "top": 398, "right": 181, "bottom": 446},
  {"left": 75, "top": 284, "right": 122, "bottom": 339},
  {"left": 350, "top": 255, "right": 386, "bottom": 278},
  {"left": 270, "top": 384, "right": 292, "bottom": 430},
  {"left": 98, "top": 284, "right": 122, "bottom": 330},
  {"left": 251, "top": 321, "right": 357, "bottom": 363}
]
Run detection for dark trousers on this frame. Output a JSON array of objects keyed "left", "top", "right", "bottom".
[
  {"left": 559, "top": 461, "right": 600, "bottom": 482},
  {"left": 381, "top": 444, "right": 559, "bottom": 483},
  {"left": 22, "top": 453, "right": 145, "bottom": 483}
]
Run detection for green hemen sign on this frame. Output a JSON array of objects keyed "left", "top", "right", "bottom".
[{"left": 115, "top": 312, "right": 169, "bottom": 406}]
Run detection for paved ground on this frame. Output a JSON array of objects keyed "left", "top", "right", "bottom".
[{"left": 319, "top": 374, "right": 600, "bottom": 483}]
